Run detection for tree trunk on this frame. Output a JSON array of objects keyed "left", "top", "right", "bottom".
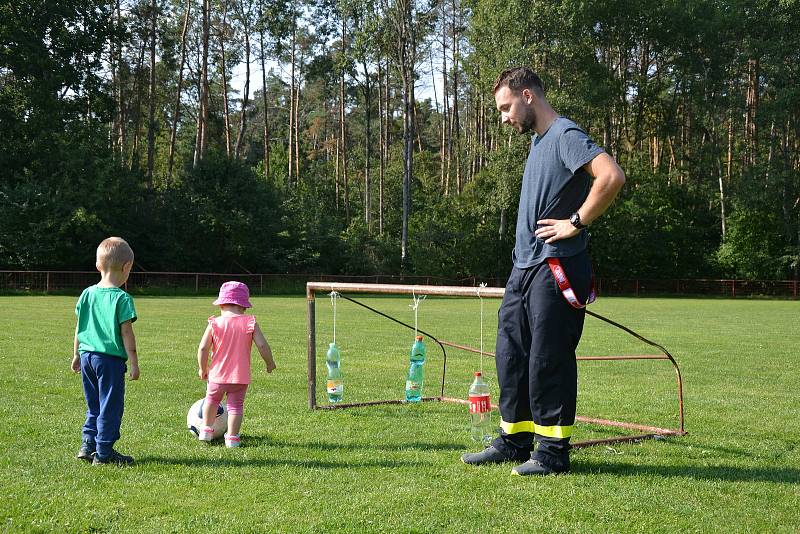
[
  {"left": 397, "top": 0, "right": 414, "bottom": 266},
  {"left": 335, "top": 136, "right": 340, "bottom": 211},
  {"left": 766, "top": 119, "right": 775, "bottom": 183},
  {"left": 726, "top": 96, "right": 734, "bottom": 183},
  {"left": 440, "top": 3, "right": 449, "bottom": 195},
  {"left": 258, "top": 9, "right": 270, "bottom": 176},
  {"left": 288, "top": 14, "right": 295, "bottom": 184},
  {"left": 109, "top": 0, "right": 119, "bottom": 157},
  {"left": 450, "top": 0, "right": 461, "bottom": 193},
  {"left": 294, "top": 39, "right": 301, "bottom": 183},
  {"left": 220, "top": 0, "right": 232, "bottom": 157},
  {"left": 112, "top": 0, "right": 126, "bottom": 160},
  {"left": 130, "top": 41, "right": 146, "bottom": 171},
  {"left": 377, "top": 59, "right": 385, "bottom": 235},
  {"left": 340, "top": 15, "right": 349, "bottom": 222},
  {"left": 193, "top": 0, "right": 211, "bottom": 168},
  {"left": 362, "top": 60, "right": 372, "bottom": 232},
  {"left": 168, "top": 0, "right": 191, "bottom": 180},
  {"left": 235, "top": 4, "right": 251, "bottom": 160},
  {"left": 744, "top": 58, "right": 759, "bottom": 169},
  {"left": 145, "top": 0, "right": 157, "bottom": 188}
]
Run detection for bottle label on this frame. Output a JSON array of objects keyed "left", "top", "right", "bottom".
[
  {"left": 326, "top": 380, "right": 343, "bottom": 394},
  {"left": 406, "top": 380, "right": 421, "bottom": 392},
  {"left": 469, "top": 394, "right": 491, "bottom": 413}
]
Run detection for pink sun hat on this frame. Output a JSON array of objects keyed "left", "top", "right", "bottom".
[{"left": 212, "top": 281, "right": 253, "bottom": 308}]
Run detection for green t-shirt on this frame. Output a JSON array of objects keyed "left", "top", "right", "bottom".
[{"left": 75, "top": 285, "right": 137, "bottom": 359}]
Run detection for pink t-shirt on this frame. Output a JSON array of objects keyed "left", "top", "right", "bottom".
[{"left": 208, "top": 314, "right": 257, "bottom": 384}]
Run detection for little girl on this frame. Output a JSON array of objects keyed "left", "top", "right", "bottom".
[{"left": 197, "top": 281, "right": 276, "bottom": 447}]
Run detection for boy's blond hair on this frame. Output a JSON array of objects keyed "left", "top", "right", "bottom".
[{"left": 97, "top": 237, "right": 134, "bottom": 271}]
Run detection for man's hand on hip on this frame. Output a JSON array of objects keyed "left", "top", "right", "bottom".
[{"left": 535, "top": 218, "right": 581, "bottom": 244}]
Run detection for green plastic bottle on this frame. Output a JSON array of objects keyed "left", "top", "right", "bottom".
[
  {"left": 405, "top": 335, "right": 426, "bottom": 402},
  {"left": 326, "top": 342, "right": 343, "bottom": 403}
]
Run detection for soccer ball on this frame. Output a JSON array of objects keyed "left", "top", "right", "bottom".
[{"left": 187, "top": 398, "right": 228, "bottom": 439}]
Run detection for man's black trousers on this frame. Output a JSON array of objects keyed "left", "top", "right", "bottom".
[{"left": 491, "top": 249, "right": 593, "bottom": 471}]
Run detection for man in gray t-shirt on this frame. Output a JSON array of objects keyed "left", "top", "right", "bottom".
[{"left": 462, "top": 67, "right": 626, "bottom": 476}]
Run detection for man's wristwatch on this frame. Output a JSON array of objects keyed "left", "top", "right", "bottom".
[{"left": 569, "top": 212, "right": 587, "bottom": 229}]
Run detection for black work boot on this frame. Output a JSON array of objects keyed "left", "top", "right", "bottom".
[
  {"left": 511, "top": 459, "right": 568, "bottom": 476},
  {"left": 461, "top": 446, "right": 511, "bottom": 465}
]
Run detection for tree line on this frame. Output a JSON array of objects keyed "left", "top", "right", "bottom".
[{"left": 1, "top": 0, "right": 798, "bottom": 280}]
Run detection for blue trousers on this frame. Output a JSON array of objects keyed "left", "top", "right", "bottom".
[
  {"left": 80, "top": 352, "right": 126, "bottom": 457},
  {"left": 491, "top": 250, "right": 592, "bottom": 471}
]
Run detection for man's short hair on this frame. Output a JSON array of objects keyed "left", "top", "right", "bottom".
[
  {"left": 493, "top": 67, "right": 545, "bottom": 96},
  {"left": 97, "top": 237, "right": 134, "bottom": 270}
]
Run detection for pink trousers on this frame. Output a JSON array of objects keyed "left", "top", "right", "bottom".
[{"left": 205, "top": 382, "right": 248, "bottom": 415}]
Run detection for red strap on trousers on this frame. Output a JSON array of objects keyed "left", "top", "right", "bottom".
[{"left": 546, "top": 257, "right": 597, "bottom": 309}]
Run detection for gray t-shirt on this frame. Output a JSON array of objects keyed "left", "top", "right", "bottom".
[{"left": 513, "top": 117, "right": 604, "bottom": 268}]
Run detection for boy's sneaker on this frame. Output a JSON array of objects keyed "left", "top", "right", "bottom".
[
  {"left": 198, "top": 427, "right": 215, "bottom": 442},
  {"left": 224, "top": 434, "right": 241, "bottom": 448},
  {"left": 92, "top": 449, "right": 135, "bottom": 466},
  {"left": 77, "top": 444, "right": 95, "bottom": 462}
]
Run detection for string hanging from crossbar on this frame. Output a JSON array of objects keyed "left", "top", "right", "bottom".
[
  {"left": 329, "top": 291, "right": 340, "bottom": 344},
  {"left": 476, "top": 283, "right": 487, "bottom": 374},
  {"left": 409, "top": 291, "right": 426, "bottom": 337}
]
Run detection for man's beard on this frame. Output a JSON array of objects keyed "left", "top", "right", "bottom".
[{"left": 516, "top": 108, "right": 536, "bottom": 134}]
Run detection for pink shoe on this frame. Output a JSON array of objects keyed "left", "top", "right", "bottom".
[
  {"left": 224, "top": 434, "right": 241, "bottom": 448},
  {"left": 198, "top": 427, "right": 215, "bottom": 442}
]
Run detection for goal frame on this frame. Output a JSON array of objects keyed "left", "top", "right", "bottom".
[{"left": 306, "top": 281, "right": 686, "bottom": 448}]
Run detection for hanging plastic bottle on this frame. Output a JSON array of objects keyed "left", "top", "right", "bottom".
[
  {"left": 469, "top": 372, "right": 492, "bottom": 445},
  {"left": 405, "top": 335, "right": 426, "bottom": 402},
  {"left": 326, "top": 342, "right": 343, "bottom": 403}
]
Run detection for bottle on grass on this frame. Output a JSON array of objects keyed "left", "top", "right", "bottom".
[{"left": 469, "top": 372, "right": 492, "bottom": 445}]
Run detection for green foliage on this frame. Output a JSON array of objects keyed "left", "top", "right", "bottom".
[
  {"left": 590, "top": 170, "right": 721, "bottom": 279},
  {"left": 2, "top": 0, "right": 799, "bottom": 281},
  {"left": 716, "top": 207, "right": 786, "bottom": 279},
  {"left": 164, "top": 152, "right": 285, "bottom": 272}
]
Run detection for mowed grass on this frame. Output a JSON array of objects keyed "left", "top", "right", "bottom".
[{"left": 1, "top": 294, "right": 798, "bottom": 533}]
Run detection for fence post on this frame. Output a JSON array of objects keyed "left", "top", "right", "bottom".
[
  {"left": 195, "top": 274, "right": 199, "bottom": 293},
  {"left": 732, "top": 279, "right": 736, "bottom": 298},
  {"left": 46, "top": 271, "right": 50, "bottom": 294},
  {"left": 794, "top": 279, "right": 797, "bottom": 300},
  {"left": 635, "top": 279, "right": 639, "bottom": 297}
]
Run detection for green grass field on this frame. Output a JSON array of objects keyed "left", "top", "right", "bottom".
[{"left": 1, "top": 294, "right": 799, "bottom": 533}]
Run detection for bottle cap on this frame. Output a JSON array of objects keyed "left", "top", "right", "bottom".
[
  {"left": 415, "top": 335, "right": 423, "bottom": 341},
  {"left": 474, "top": 371, "right": 482, "bottom": 377},
  {"left": 329, "top": 342, "right": 337, "bottom": 348}
]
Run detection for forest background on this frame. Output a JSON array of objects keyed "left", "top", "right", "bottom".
[{"left": 1, "top": 0, "right": 799, "bottom": 281}]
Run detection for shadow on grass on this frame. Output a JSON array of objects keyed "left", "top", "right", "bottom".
[
  {"left": 181, "top": 433, "right": 466, "bottom": 452},
  {"left": 575, "top": 459, "right": 800, "bottom": 484},
  {"left": 136, "top": 455, "right": 421, "bottom": 469},
  {"left": 264, "top": 437, "right": 466, "bottom": 452}
]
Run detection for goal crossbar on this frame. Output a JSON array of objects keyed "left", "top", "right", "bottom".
[{"left": 306, "top": 281, "right": 686, "bottom": 448}]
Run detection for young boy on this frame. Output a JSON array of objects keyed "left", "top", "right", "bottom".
[{"left": 71, "top": 237, "right": 140, "bottom": 465}]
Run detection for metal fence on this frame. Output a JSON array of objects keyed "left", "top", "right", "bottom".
[{"left": 0, "top": 270, "right": 798, "bottom": 298}]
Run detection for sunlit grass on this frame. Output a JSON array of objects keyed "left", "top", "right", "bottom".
[{"left": 1, "top": 295, "right": 798, "bottom": 532}]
